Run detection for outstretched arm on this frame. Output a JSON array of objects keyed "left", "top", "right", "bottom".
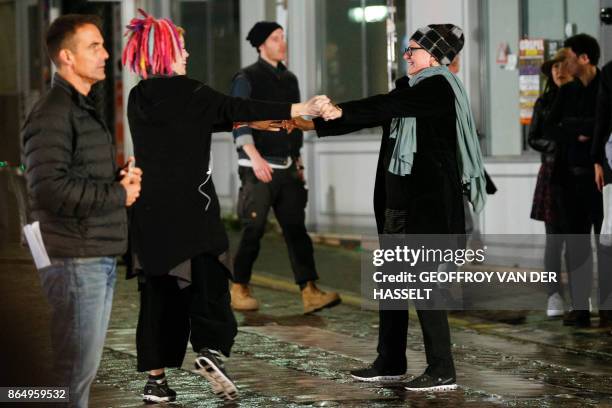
[
  {"left": 198, "top": 83, "right": 328, "bottom": 125},
  {"left": 320, "top": 76, "right": 455, "bottom": 125}
]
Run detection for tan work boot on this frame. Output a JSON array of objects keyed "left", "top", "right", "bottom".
[
  {"left": 230, "top": 283, "right": 259, "bottom": 311},
  {"left": 301, "top": 281, "right": 341, "bottom": 314}
]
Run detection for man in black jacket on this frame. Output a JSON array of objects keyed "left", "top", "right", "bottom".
[
  {"left": 546, "top": 33, "right": 603, "bottom": 327},
  {"left": 593, "top": 59, "right": 612, "bottom": 327},
  {"left": 21, "top": 15, "right": 141, "bottom": 408},
  {"left": 229, "top": 22, "right": 340, "bottom": 314}
]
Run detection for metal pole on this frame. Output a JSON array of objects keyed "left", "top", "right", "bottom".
[
  {"left": 386, "top": 0, "right": 397, "bottom": 91},
  {"left": 121, "top": 0, "right": 137, "bottom": 159},
  {"left": 360, "top": 0, "right": 367, "bottom": 97}
]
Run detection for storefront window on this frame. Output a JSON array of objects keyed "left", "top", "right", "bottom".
[
  {"left": 172, "top": 0, "right": 240, "bottom": 92},
  {"left": 518, "top": 0, "right": 599, "bottom": 152},
  {"left": 315, "top": 0, "right": 406, "bottom": 102},
  {"left": 483, "top": 0, "right": 600, "bottom": 156}
]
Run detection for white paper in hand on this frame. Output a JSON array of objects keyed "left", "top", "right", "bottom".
[{"left": 23, "top": 221, "right": 51, "bottom": 269}]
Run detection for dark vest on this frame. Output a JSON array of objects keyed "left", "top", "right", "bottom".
[{"left": 238, "top": 59, "right": 303, "bottom": 159}]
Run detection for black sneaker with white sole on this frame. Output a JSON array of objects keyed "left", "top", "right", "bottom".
[
  {"left": 142, "top": 379, "right": 177, "bottom": 403},
  {"left": 404, "top": 373, "right": 457, "bottom": 391},
  {"left": 350, "top": 366, "right": 405, "bottom": 382},
  {"left": 194, "top": 349, "right": 238, "bottom": 401}
]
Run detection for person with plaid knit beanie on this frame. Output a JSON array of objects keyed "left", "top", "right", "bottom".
[{"left": 293, "top": 23, "right": 485, "bottom": 391}]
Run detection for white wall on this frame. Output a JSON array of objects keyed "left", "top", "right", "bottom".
[
  {"left": 211, "top": 134, "right": 239, "bottom": 211},
  {"left": 239, "top": 0, "right": 266, "bottom": 68},
  {"left": 308, "top": 134, "right": 380, "bottom": 233},
  {"left": 485, "top": 0, "right": 522, "bottom": 156},
  {"left": 567, "top": 0, "right": 600, "bottom": 39},
  {"left": 478, "top": 159, "right": 543, "bottom": 235},
  {"left": 526, "top": 0, "right": 565, "bottom": 39}
]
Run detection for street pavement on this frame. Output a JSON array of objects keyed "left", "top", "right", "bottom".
[{"left": 1, "top": 230, "right": 612, "bottom": 407}]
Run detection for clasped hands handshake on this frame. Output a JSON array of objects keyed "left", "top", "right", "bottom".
[
  {"left": 293, "top": 94, "right": 342, "bottom": 121},
  {"left": 242, "top": 95, "right": 343, "bottom": 133}
]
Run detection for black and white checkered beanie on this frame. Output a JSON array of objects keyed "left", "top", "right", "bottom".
[{"left": 410, "top": 24, "right": 464, "bottom": 65}]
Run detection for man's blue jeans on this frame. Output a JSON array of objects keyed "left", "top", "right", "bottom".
[{"left": 38, "top": 257, "right": 117, "bottom": 408}]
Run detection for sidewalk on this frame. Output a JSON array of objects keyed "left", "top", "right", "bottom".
[{"left": 2, "top": 233, "right": 612, "bottom": 407}]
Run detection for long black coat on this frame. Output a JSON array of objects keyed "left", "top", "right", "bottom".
[
  {"left": 314, "top": 75, "right": 465, "bottom": 235},
  {"left": 127, "top": 75, "right": 291, "bottom": 276}
]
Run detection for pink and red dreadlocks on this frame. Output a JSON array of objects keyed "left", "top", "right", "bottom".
[{"left": 122, "top": 9, "right": 184, "bottom": 79}]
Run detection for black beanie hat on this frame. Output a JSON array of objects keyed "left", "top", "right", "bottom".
[
  {"left": 247, "top": 21, "right": 283, "bottom": 49},
  {"left": 410, "top": 24, "right": 465, "bottom": 65}
]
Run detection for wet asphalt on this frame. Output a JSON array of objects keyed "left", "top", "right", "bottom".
[{"left": 1, "top": 230, "right": 612, "bottom": 407}]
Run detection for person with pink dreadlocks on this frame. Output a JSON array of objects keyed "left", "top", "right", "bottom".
[{"left": 122, "top": 10, "right": 329, "bottom": 403}]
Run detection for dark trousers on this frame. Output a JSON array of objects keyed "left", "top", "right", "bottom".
[
  {"left": 375, "top": 309, "right": 455, "bottom": 377},
  {"left": 136, "top": 254, "right": 237, "bottom": 372},
  {"left": 375, "top": 209, "right": 455, "bottom": 378},
  {"left": 233, "top": 165, "right": 318, "bottom": 285},
  {"left": 558, "top": 173, "right": 603, "bottom": 310}
]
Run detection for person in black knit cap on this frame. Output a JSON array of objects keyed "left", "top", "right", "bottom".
[{"left": 229, "top": 21, "right": 341, "bottom": 314}]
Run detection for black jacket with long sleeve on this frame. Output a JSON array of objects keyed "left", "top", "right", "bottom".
[
  {"left": 21, "top": 74, "right": 128, "bottom": 257},
  {"left": 545, "top": 70, "right": 601, "bottom": 177},
  {"left": 592, "top": 61, "right": 612, "bottom": 185},
  {"left": 528, "top": 89, "right": 557, "bottom": 160},
  {"left": 127, "top": 75, "right": 291, "bottom": 276},
  {"left": 315, "top": 75, "right": 465, "bottom": 235}
]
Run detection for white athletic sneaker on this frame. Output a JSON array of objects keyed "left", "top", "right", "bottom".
[
  {"left": 546, "top": 292, "right": 564, "bottom": 318},
  {"left": 194, "top": 349, "right": 238, "bottom": 401}
]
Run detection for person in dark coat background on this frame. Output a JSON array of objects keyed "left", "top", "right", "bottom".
[
  {"left": 545, "top": 33, "right": 603, "bottom": 328},
  {"left": 528, "top": 48, "right": 573, "bottom": 318},
  {"left": 295, "top": 24, "right": 486, "bottom": 391},
  {"left": 592, "top": 59, "right": 612, "bottom": 327},
  {"left": 122, "top": 10, "right": 328, "bottom": 403}
]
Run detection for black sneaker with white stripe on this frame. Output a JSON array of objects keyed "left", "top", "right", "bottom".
[
  {"left": 404, "top": 373, "right": 457, "bottom": 391},
  {"left": 194, "top": 349, "right": 238, "bottom": 401},
  {"left": 350, "top": 366, "right": 405, "bottom": 382},
  {"left": 142, "top": 378, "right": 177, "bottom": 403}
]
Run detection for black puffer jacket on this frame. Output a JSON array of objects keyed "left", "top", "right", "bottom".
[{"left": 21, "top": 74, "right": 127, "bottom": 257}]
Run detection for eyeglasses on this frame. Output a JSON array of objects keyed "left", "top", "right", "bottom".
[{"left": 404, "top": 46, "right": 425, "bottom": 57}]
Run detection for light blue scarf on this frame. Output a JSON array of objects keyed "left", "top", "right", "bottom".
[{"left": 388, "top": 65, "right": 487, "bottom": 213}]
